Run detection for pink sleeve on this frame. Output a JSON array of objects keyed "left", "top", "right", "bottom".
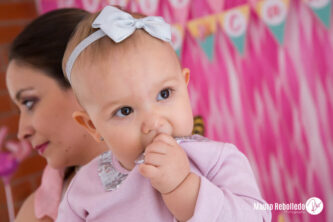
[{"left": 186, "top": 143, "right": 271, "bottom": 222}]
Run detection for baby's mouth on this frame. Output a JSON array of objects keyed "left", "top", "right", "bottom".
[{"left": 134, "top": 137, "right": 183, "bottom": 165}]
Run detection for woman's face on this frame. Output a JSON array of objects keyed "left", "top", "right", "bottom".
[{"left": 6, "top": 60, "right": 96, "bottom": 169}]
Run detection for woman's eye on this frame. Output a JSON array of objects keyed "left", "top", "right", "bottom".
[
  {"left": 157, "top": 88, "right": 171, "bottom": 101},
  {"left": 115, "top": 106, "right": 133, "bottom": 117},
  {"left": 22, "top": 99, "right": 37, "bottom": 111}
]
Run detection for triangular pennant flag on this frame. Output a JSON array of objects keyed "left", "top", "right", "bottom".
[
  {"left": 171, "top": 24, "right": 185, "bottom": 59},
  {"left": 256, "top": 0, "right": 290, "bottom": 45},
  {"left": 230, "top": 35, "right": 246, "bottom": 54},
  {"left": 199, "top": 34, "right": 215, "bottom": 61},
  {"left": 218, "top": 4, "right": 250, "bottom": 54},
  {"left": 187, "top": 15, "right": 217, "bottom": 61},
  {"left": 268, "top": 20, "right": 286, "bottom": 44},
  {"left": 304, "top": 0, "right": 332, "bottom": 28}
]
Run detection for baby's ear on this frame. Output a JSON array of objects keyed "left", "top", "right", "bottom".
[
  {"left": 182, "top": 68, "right": 190, "bottom": 85},
  {"left": 72, "top": 111, "right": 102, "bottom": 143}
]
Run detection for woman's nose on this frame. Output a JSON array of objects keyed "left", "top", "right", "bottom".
[{"left": 17, "top": 115, "right": 34, "bottom": 140}]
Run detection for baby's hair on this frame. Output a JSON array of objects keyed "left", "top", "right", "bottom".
[{"left": 62, "top": 7, "right": 148, "bottom": 81}]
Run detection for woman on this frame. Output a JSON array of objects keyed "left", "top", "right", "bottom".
[{"left": 5, "top": 8, "right": 108, "bottom": 221}]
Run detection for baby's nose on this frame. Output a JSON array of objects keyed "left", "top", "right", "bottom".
[{"left": 141, "top": 115, "right": 171, "bottom": 136}]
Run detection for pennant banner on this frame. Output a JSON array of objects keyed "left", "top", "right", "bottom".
[
  {"left": 36, "top": 0, "right": 332, "bottom": 53},
  {"left": 304, "top": 0, "right": 332, "bottom": 28},
  {"left": 256, "top": 0, "right": 290, "bottom": 45},
  {"left": 187, "top": 15, "right": 217, "bottom": 61},
  {"left": 218, "top": 4, "right": 250, "bottom": 54}
]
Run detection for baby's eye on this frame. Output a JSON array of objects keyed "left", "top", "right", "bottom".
[
  {"left": 157, "top": 88, "right": 172, "bottom": 101},
  {"left": 115, "top": 106, "right": 133, "bottom": 117}
]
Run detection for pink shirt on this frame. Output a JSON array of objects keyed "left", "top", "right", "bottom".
[
  {"left": 35, "top": 165, "right": 64, "bottom": 220},
  {"left": 56, "top": 136, "right": 271, "bottom": 221}
]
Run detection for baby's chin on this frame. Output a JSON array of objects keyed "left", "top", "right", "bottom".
[{"left": 119, "top": 158, "right": 137, "bottom": 171}]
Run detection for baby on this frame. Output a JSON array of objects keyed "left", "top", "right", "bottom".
[{"left": 56, "top": 5, "right": 271, "bottom": 222}]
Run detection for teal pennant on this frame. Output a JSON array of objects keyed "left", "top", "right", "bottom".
[
  {"left": 310, "top": 1, "right": 332, "bottom": 28},
  {"left": 198, "top": 34, "right": 215, "bottom": 61}
]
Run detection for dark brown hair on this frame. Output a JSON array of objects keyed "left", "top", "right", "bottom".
[{"left": 9, "top": 8, "right": 89, "bottom": 89}]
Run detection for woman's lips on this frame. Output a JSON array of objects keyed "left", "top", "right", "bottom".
[{"left": 34, "top": 142, "right": 49, "bottom": 155}]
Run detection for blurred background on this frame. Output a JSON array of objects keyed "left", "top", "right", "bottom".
[
  {"left": 0, "top": 1, "right": 46, "bottom": 221},
  {"left": 0, "top": 0, "right": 332, "bottom": 221}
]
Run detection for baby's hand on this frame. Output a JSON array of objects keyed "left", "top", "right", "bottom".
[{"left": 138, "top": 133, "right": 190, "bottom": 194}]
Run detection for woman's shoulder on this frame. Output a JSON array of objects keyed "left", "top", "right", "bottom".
[{"left": 15, "top": 192, "right": 53, "bottom": 222}]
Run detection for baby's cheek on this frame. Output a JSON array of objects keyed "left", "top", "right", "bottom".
[
  {"left": 186, "top": 116, "right": 194, "bottom": 134},
  {"left": 176, "top": 114, "right": 194, "bottom": 136}
]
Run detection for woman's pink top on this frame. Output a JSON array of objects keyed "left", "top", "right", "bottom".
[
  {"left": 56, "top": 136, "right": 272, "bottom": 221},
  {"left": 34, "top": 165, "right": 64, "bottom": 220}
]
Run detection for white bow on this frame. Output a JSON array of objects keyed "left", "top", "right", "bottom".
[
  {"left": 66, "top": 5, "right": 171, "bottom": 82},
  {"left": 93, "top": 6, "right": 171, "bottom": 43}
]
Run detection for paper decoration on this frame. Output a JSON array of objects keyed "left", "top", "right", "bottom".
[
  {"left": 199, "top": 34, "right": 215, "bottom": 61},
  {"left": 218, "top": 4, "right": 250, "bottom": 54},
  {"left": 256, "top": 0, "right": 290, "bottom": 45},
  {"left": 187, "top": 15, "right": 217, "bottom": 61},
  {"left": 304, "top": 0, "right": 332, "bottom": 28},
  {"left": 37, "top": 0, "right": 331, "bottom": 51}
]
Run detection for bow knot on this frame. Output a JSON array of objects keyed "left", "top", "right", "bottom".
[
  {"left": 135, "top": 20, "right": 144, "bottom": 29},
  {"left": 92, "top": 6, "right": 171, "bottom": 43},
  {"left": 66, "top": 5, "right": 171, "bottom": 82}
]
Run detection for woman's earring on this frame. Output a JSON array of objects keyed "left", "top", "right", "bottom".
[{"left": 100, "top": 136, "right": 104, "bottom": 141}]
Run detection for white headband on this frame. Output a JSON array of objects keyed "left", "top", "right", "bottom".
[{"left": 65, "top": 5, "right": 171, "bottom": 82}]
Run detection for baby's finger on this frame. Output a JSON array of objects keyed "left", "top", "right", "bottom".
[
  {"left": 145, "top": 141, "right": 168, "bottom": 155},
  {"left": 138, "top": 163, "right": 159, "bottom": 179},
  {"left": 153, "top": 133, "right": 175, "bottom": 146},
  {"left": 144, "top": 152, "right": 165, "bottom": 167}
]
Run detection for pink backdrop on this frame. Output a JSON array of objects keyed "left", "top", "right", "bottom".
[{"left": 36, "top": 0, "right": 333, "bottom": 221}]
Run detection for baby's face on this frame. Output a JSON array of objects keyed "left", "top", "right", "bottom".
[{"left": 74, "top": 38, "right": 193, "bottom": 170}]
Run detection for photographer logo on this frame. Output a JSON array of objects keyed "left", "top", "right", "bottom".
[{"left": 306, "top": 197, "right": 323, "bottom": 215}]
